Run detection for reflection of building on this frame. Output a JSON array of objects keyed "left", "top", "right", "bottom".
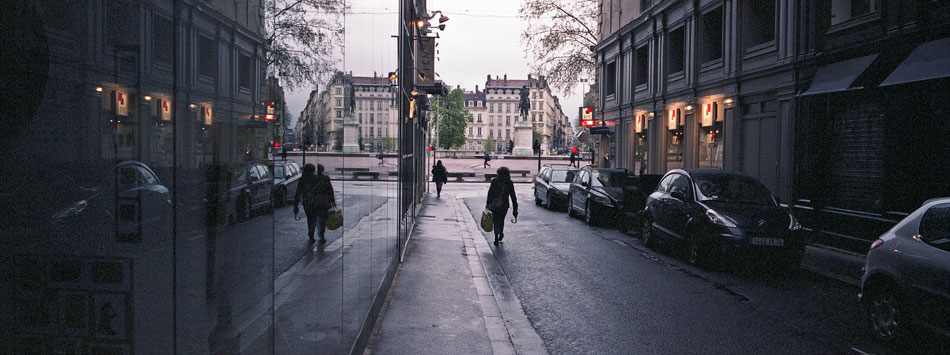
[
  {"left": 308, "top": 72, "right": 398, "bottom": 151},
  {"left": 594, "top": 1, "right": 794, "bottom": 198},
  {"left": 463, "top": 74, "right": 571, "bottom": 153},
  {"left": 296, "top": 89, "right": 321, "bottom": 147}
]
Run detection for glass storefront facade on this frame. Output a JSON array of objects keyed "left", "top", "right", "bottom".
[{"left": 1, "top": 1, "right": 402, "bottom": 353}]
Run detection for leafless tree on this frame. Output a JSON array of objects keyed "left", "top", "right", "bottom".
[
  {"left": 266, "top": 0, "right": 347, "bottom": 90},
  {"left": 520, "top": 0, "right": 598, "bottom": 95}
]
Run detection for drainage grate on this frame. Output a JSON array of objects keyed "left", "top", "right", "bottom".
[
  {"left": 418, "top": 215, "right": 436, "bottom": 218},
  {"left": 443, "top": 218, "right": 459, "bottom": 222}
]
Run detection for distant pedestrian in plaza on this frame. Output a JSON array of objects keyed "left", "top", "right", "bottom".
[
  {"left": 431, "top": 160, "right": 448, "bottom": 198},
  {"left": 293, "top": 163, "right": 336, "bottom": 244},
  {"left": 486, "top": 167, "right": 518, "bottom": 246},
  {"left": 569, "top": 150, "right": 577, "bottom": 167},
  {"left": 483, "top": 151, "right": 492, "bottom": 168},
  {"left": 377, "top": 151, "right": 385, "bottom": 166}
]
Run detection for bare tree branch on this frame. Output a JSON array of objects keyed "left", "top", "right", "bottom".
[{"left": 519, "top": 0, "right": 598, "bottom": 95}]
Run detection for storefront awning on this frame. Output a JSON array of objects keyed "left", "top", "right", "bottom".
[
  {"left": 799, "top": 54, "right": 879, "bottom": 96},
  {"left": 880, "top": 38, "right": 950, "bottom": 87}
]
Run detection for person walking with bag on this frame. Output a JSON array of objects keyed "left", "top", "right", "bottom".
[
  {"left": 486, "top": 167, "right": 518, "bottom": 246},
  {"left": 431, "top": 160, "right": 448, "bottom": 198},
  {"left": 483, "top": 151, "right": 492, "bottom": 168},
  {"left": 293, "top": 163, "right": 336, "bottom": 243}
]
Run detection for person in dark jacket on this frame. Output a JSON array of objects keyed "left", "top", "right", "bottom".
[
  {"left": 431, "top": 160, "right": 448, "bottom": 198},
  {"left": 486, "top": 167, "right": 518, "bottom": 246},
  {"left": 293, "top": 163, "right": 336, "bottom": 243},
  {"left": 569, "top": 150, "right": 577, "bottom": 167},
  {"left": 483, "top": 151, "right": 491, "bottom": 168}
]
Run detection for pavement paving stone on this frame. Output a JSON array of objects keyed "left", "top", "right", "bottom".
[{"left": 369, "top": 193, "right": 548, "bottom": 355}]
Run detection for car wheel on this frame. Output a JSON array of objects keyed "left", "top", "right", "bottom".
[
  {"left": 641, "top": 218, "right": 656, "bottom": 249},
  {"left": 535, "top": 194, "right": 542, "bottom": 206},
  {"left": 545, "top": 192, "right": 553, "bottom": 210},
  {"left": 866, "top": 282, "right": 904, "bottom": 343}
]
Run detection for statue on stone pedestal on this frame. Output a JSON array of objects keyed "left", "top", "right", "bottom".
[{"left": 519, "top": 85, "right": 530, "bottom": 121}]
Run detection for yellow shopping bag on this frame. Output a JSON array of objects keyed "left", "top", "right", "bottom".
[
  {"left": 327, "top": 207, "right": 343, "bottom": 230},
  {"left": 480, "top": 210, "right": 493, "bottom": 233}
]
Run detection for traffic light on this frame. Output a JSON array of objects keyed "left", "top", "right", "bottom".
[
  {"left": 572, "top": 146, "right": 578, "bottom": 153},
  {"left": 274, "top": 141, "right": 280, "bottom": 148},
  {"left": 429, "top": 145, "right": 435, "bottom": 152}
]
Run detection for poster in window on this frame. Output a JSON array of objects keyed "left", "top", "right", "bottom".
[
  {"left": 161, "top": 100, "right": 171, "bottom": 121},
  {"left": 115, "top": 91, "right": 128, "bottom": 116},
  {"left": 702, "top": 102, "right": 717, "bottom": 127}
]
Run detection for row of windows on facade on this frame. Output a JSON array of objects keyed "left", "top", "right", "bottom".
[
  {"left": 334, "top": 98, "right": 390, "bottom": 110},
  {"left": 334, "top": 86, "right": 395, "bottom": 94},
  {"left": 357, "top": 113, "right": 390, "bottom": 124},
  {"left": 604, "top": 1, "right": 878, "bottom": 98},
  {"left": 139, "top": 14, "right": 259, "bottom": 90},
  {"left": 468, "top": 127, "right": 511, "bottom": 139},
  {"left": 465, "top": 101, "right": 549, "bottom": 112},
  {"left": 474, "top": 114, "right": 547, "bottom": 124},
  {"left": 358, "top": 127, "right": 388, "bottom": 137}
]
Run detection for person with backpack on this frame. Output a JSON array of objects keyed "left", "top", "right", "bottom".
[
  {"left": 293, "top": 163, "right": 336, "bottom": 243},
  {"left": 431, "top": 160, "right": 448, "bottom": 198},
  {"left": 486, "top": 167, "right": 518, "bottom": 246}
]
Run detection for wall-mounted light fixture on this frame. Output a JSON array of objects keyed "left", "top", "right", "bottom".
[{"left": 144, "top": 95, "right": 152, "bottom": 101}]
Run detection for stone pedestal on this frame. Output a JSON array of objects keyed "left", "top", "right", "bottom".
[
  {"left": 513, "top": 119, "right": 534, "bottom": 156},
  {"left": 342, "top": 114, "right": 360, "bottom": 153}
]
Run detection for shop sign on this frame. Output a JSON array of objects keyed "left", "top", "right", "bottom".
[
  {"left": 702, "top": 102, "right": 717, "bottom": 127},
  {"left": 668, "top": 109, "right": 680, "bottom": 130},
  {"left": 161, "top": 100, "right": 171, "bottom": 121},
  {"left": 203, "top": 106, "right": 213, "bottom": 125},
  {"left": 116, "top": 91, "right": 128, "bottom": 116}
]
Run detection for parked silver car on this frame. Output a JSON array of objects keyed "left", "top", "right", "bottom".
[{"left": 859, "top": 197, "right": 950, "bottom": 343}]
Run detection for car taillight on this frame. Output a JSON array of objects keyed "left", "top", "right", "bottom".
[{"left": 869, "top": 239, "right": 884, "bottom": 251}]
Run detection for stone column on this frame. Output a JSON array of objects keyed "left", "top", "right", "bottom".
[
  {"left": 512, "top": 119, "right": 533, "bottom": 156},
  {"left": 342, "top": 114, "right": 360, "bottom": 153}
]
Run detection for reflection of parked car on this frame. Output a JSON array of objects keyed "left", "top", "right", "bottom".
[
  {"left": 616, "top": 173, "right": 663, "bottom": 233},
  {"left": 271, "top": 161, "right": 301, "bottom": 207},
  {"left": 859, "top": 197, "right": 950, "bottom": 344},
  {"left": 207, "top": 162, "right": 274, "bottom": 224},
  {"left": 52, "top": 160, "right": 171, "bottom": 240},
  {"left": 640, "top": 169, "right": 805, "bottom": 267},
  {"left": 533, "top": 165, "right": 577, "bottom": 210},
  {"left": 568, "top": 167, "right": 628, "bottom": 226}
]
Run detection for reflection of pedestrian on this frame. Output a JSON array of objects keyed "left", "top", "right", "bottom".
[
  {"left": 293, "top": 164, "right": 336, "bottom": 243},
  {"left": 569, "top": 150, "right": 577, "bottom": 167},
  {"left": 483, "top": 152, "right": 491, "bottom": 168},
  {"left": 377, "top": 152, "right": 385, "bottom": 166},
  {"left": 486, "top": 167, "right": 518, "bottom": 246},
  {"left": 431, "top": 160, "right": 448, "bottom": 198}
]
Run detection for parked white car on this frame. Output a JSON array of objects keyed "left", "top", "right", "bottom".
[{"left": 859, "top": 197, "right": 950, "bottom": 343}]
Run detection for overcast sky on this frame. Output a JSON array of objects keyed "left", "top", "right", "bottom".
[{"left": 283, "top": 0, "right": 585, "bottom": 128}]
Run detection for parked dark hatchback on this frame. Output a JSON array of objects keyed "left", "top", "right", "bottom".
[
  {"left": 207, "top": 161, "right": 274, "bottom": 224},
  {"left": 641, "top": 169, "right": 806, "bottom": 266},
  {"left": 568, "top": 167, "right": 629, "bottom": 226},
  {"left": 534, "top": 164, "right": 577, "bottom": 210},
  {"left": 271, "top": 161, "right": 301, "bottom": 207}
]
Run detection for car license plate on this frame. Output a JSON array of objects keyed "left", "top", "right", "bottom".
[{"left": 750, "top": 237, "right": 784, "bottom": 246}]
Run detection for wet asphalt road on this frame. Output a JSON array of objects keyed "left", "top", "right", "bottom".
[{"left": 440, "top": 182, "right": 936, "bottom": 355}]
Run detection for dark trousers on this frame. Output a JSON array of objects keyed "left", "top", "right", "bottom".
[
  {"left": 435, "top": 181, "right": 444, "bottom": 195},
  {"left": 491, "top": 207, "right": 508, "bottom": 239},
  {"left": 484, "top": 160, "right": 490, "bottom": 168},
  {"left": 304, "top": 204, "right": 328, "bottom": 240}
]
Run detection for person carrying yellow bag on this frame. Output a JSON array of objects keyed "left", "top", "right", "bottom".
[{"left": 294, "top": 163, "right": 336, "bottom": 244}]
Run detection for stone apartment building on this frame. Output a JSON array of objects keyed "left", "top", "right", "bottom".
[
  {"left": 296, "top": 72, "right": 398, "bottom": 151},
  {"left": 594, "top": 0, "right": 950, "bottom": 252},
  {"left": 593, "top": 0, "right": 798, "bottom": 201},
  {"left": 462, "top": 74, "right": 571, "bottom": 153}
]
